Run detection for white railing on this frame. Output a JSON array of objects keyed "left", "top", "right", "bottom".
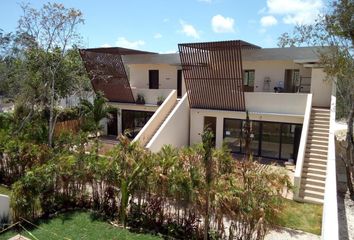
[
  {"left": 133, "top": 90, "right": 177, "bottom": 146},
  {"left": 293, "top": 94, "right": 313, "bottom": 199},
  {"left": 131, "top": 88, "right": 174, "bottom": 105},
  {"left": 321, "top": 94, "right": 338, "bottom": 240},
  {"left": 147, "top": 93, "right": 190, "bottom": 152},
  {"left": 245, "top": 92, "right": 308, "bottom": 115}
]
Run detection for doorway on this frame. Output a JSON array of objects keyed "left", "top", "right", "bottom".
[
  {"left": 177, "top": 69, "right": 182, "bottom": 98},
  {"left": 284, "top": 69, "right": 299, "bottom": 93},
  {"left": 149, "top": 70, "right": 159, "bottom": 89},
  {"left": 107, "top": 109, "right": 118, "bottom": 136}
]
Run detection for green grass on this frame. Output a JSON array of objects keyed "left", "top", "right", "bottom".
[
  {"left": 275, "top": 198, "right": 323, "bottom": 235},
  {"left": 0, "top": 185, "right": 11, "bottom": 196},
  {"left": 0, "top": 211, "right": 161, "bottom": 240}
]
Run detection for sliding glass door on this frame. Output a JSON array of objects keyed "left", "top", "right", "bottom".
[{"left": 223, "top": 118, "right": 302, "bottom": 160}]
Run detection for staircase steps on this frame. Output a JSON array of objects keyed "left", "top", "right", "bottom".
[
  {"left": 297, "top": 107, "right": 330, "bottom": 204},
  {"left": 144, "top": 102, "right": 177, "bottom": 147}
]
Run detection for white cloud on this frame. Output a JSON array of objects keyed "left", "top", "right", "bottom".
[
  {"left": 101, "top": 43, "right": 112, "bottom": 48},
  {"left": 154, "top": 33, "right": 162, "bottom": 39},
  {"left": 211, "top": 14, "right": 235, "bottom": 33},
  {"left": 179, "top": 20, "right": 200, "bottom": 39},
  {"left": 266, "top": 0, "right": 323, "bottom": 24},
  {"left": 115, "top": 37, "right": 145, "bottom": 49},
  {"left": 260, "top": 15, "right": 278, "bottom": 27}
]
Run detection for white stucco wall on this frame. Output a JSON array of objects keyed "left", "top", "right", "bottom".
[
  {"left": 128, "top": 64, "right": 186, "bottom": 96},
  {"left": 0, "top": 194, "right": 10, "bottom": 221},
  {"left": 243, "top": 60, "right": 311, "bottom": 92},
  {"left": 310, "top": 68, "right": 332, "bottom": 107},
  {"left": 147, "top": 94, "right": 190, "bottom": 152}
]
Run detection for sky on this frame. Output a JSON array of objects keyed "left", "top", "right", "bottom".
[{"left": 0, "top": 0, "right": 329, "bottom": 53}]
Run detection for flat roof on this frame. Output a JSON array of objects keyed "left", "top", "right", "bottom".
[{"left": 122, "top": 46, "right": 324, "bottom": 65}]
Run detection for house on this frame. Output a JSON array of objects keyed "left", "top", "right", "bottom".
[{"left": 79, "top": 40, "right": 336, "bottom": 206}]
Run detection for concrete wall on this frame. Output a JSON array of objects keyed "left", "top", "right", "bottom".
[
  {"left": 311, "top": 68, "right": 332, "bottom": 107},
  {"left": 243, "top": 60, "right": 311, "bottom": 92},
  {"left": 133, "top": 90, "right": 177, "bottom": 146},
  {"left": 245, "top": 92, "right": 308, "bottom": 115},
  {"left": 131, "top": 88, "right": 173, "bottom": 105},
  {"left": 0, "top": 194, "right": 10, "bottom": 221},
  {"left": 128, "top": 64, "right": 186, "bottom": 97},
  {"left": 147, "top": 94, "right": 190, "bottom": 152}
]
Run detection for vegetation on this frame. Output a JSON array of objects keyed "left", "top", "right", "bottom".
[
  {"left": 0, "top": 211, "right": 161, "bottom": 240},
  {"left": 278, "top": 0, "right": 354, "bottom": 198},
  {"left": 0, "top": 2, "right": 89, "bottom": 147},
  {"left": 0, "top": 185, "right": 10, "bottom": 196},
  {"left": 274, "top": 199, "right": 323, "bottom": 235}
]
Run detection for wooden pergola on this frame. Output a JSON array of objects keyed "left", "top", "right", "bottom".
[{"left": 178, "top": 40, "right": 260, "bottom": 111}]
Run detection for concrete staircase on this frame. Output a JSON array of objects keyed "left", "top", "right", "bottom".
[
  {"left": 144, "top": 101, "right": 178, "bottom": 147},
  {"left": 298, "top": 107, "right": 330, "bottom": 204}
]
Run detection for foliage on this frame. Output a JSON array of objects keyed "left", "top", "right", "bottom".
[
  {"left": 3, "top": 127, "right": 291, "bottom": 240},
  {"left": 274, "top": 199, "right": 323, "bottom": 235},
  {"left": 136, "top": 94, "right": 145, "bottom": 104},
  {"left": 0, "top": 211, "right": 161, "bottom": 240},
  {"left": 0, "top": 2, "right": 89, "bottom": 147},
  {"left": 157, "top": 96, "right": 165, "bottom": 105}
]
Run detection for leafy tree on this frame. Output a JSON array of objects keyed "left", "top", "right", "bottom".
[
  {"left": 278, "top": 0, "right": 354, "bottom": 198},
  {"left": 2, "top": 2, "right": 87, "bottom": 147}
]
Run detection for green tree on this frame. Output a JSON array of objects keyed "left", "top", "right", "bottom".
[
  {"left": 13, "top": 2, "right": 85, "bottom": 146},
  {"left": 80, "top": 92, "right": 112, "bottom": 158},
  {"left": 278, "top": 0, "right": 354, "bottom": 198}
]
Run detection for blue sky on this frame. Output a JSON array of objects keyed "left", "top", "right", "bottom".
[{"left": 0, "top": 0, "right": 328, "bottom": 53}]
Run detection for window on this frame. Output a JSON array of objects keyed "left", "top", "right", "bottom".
[
  {"left": 223, "top": 119, "right": 242, "bottom": 152},
  {"left": 243, "top": 70, "right": 255, "bottom": 86},
  {"left": 223, "top": 118, "right": 302, "bottom": 160},
  {"left": 122, "top": 110, "right": 154, "bottom": 138}
]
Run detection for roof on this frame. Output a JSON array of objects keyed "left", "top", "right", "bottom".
[{"left": 80, "top": 47, "right": 156, "bottom": 55}]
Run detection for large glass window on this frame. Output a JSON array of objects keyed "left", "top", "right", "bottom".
[
  {"left": 223, "top": 119, "right": 242, "bottom": 152},
  {"left": 261, "top": 122, "right": 281, "bottom": 159},
  {"left": 122, "top": 110, "right": 154, "bottom": 138},
  {"left": 223, "top": 118, "right": 302, "bottom": 160}
]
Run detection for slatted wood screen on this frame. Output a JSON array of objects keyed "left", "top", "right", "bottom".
[
  {"left": 178, "top": 40, "right": 260, "bottom": 111},
  {"left": 80, "top": 48, "right": 155, "bottom": 103}
]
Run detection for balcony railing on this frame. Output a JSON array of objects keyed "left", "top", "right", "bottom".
[{"left": 131, "top": 88, "right": 174, "bottom": 105}]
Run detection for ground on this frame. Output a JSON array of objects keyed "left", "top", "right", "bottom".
[{"left": 0, "top": 211, "right": 161, "bottom": 240}]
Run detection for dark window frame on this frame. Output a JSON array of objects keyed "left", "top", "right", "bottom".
[{"left": 223, "top": 118, "right": 302, "bottom": 160}]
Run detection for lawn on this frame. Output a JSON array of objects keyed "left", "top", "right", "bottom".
[
  {"left": 0, "top": 185, "right": 11, "bottom": 196},
  {"left": 0, "top": 211, "right": 161, "bottom": 240},
  {"left": 275, "top": 198, "right": 323, "bottom": 235}
]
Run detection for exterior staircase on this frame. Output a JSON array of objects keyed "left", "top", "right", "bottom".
[
  {"left": 298, "top": 107, "right": 330, "bottom": 204},
  {"left": 144, "top": 101, "right": 178, "bottom": 147}
]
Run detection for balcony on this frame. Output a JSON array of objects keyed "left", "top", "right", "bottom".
[{"left": 131, "top": 88, "right": 175, "bottom": 106}]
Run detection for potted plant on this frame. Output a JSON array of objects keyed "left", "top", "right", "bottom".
[
  {"left": 136, "top": 94, "right": 145, "bottom": 104},
  {"left": 157, "top": 96, "right": 165, "bottom": 106}
]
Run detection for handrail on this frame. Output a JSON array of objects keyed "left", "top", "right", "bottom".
[
  {"left": 321, "top": 93, "right": 338, "bottom": 240},
  {"left": 293, "top": 93, "right": 312, "bottom": 199},
  {"left": 132, "top": 90, "right": 177, "bottom": 146}
]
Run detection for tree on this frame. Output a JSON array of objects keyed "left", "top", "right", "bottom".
[
  {"left": 80, "top": 92, "right": 112, "bottom": 158},
  {"left": 15, "top": 2, "right": 85, "bottom": 147},
  {"left": 201, "top": 128, "right": 215, "bottom": 240},
  {"left": 278, "top": 0, "right": 354, "bottom": 198}
]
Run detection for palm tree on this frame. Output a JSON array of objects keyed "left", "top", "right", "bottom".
[{"left": 80, "top": 92, "right": 113, "bottom": 157}]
